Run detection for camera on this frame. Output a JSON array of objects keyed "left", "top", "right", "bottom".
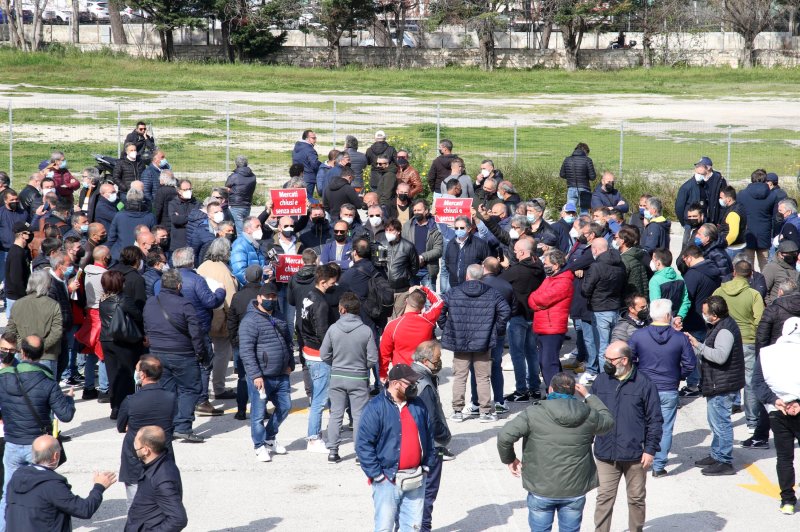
[
  {"left": 266, "top": 247, "right": 280, "bottom": 264},
  {"left": 373, "top": 244, "right": 388, "bottom": 266}
]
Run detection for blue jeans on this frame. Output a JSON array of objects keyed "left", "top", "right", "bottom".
[
  {"left": 84, "top": 354, "right": 109, "bottom": 392},
  {"left": 707, "top": 392, "right": 737, "bottom": 464},
  {"left": 591, "top": 311, "right": 617, "bottom": 374},
  {"left": 62, "top": 324, "right": 81, "bottom": 380},
  {"left": 507, "top": 315, "right": 539, "bottom": 395},
  {"left": 567, "top": 187, "right": 590, "bottom": 215},
  {"left": 4, "top": 298, "right": 14, "bottom": 319},
  {"left": 742, "top": 343, "right": 759, "bottom": 429},
  {"left": 247, "top": 374, "right": 291, "bottom": 448},
  {"left": 372, "top": 475, "right": 427, "bottom": 532},
  {"left": 685, "top": 329, "right": 707, "bottom": 389},
  {"left": 726, "top": 247, "right": 744, "bottom": 262},
  {"left": 229, "top": 205, "right": 250, "bottom": 235},
  {"left": 527, "top": 492, "right": 585, "bottom": 532},
  {"left": 415, "top": 271, "right": 436, "bottom": 291},
  {"left": 198, "top": 335, "right": 214, "bottom": 403},
  {"left": 578, "top": 318, "right": 597, "bottom": 372},
  {"left": 307, "top": 360, "right": 331, "bottom": 438},
  {"left": 438, "top": 265, "right": 450, "bottom": 294},
  {"left": 38, "top": 359, "right": 57, "bottom": 376},
  {"left": 654, "top": 390, "right": 679, "bottom": 472},
  {"left": 0, "top": 442, "right": 32, "bottom": 532},
  {"left": 154, "top": 352, "right": 202, "bottom": 434},
  {"left": 470, "top": 339, "right": 505, "bottom": 405},
  {"left": 305, "top": 182, "right": 316, "bottom": 200},
  {"left": 277, "top": 284, "right": 295, "bottom": 346},
  {"left": 0, "top": 250, "right": 6, "bottom": 286}
]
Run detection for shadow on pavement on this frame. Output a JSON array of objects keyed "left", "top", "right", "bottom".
[
  {"left": 436, "top": 499, "right": 526, "bottom": 531},
  {"left": 644, "top": 510, "right": 726, "bottom": 531},
  {"left": 74, "top": 498, "right": 127, "bottom": 530},
  {"left": 209, "top": 517, "right": 283, "bottom": 531}
]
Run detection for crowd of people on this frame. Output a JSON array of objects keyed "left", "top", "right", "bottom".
[{"left": 0, "top": 125, "right": 796, "bottom": 531}]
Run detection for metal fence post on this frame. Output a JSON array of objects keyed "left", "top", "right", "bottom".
[
  {"left": 225, "top": 103, "right": 231, "bottom": 175},
  {"left": 116, "top": 103, "right": 121, "bottom": 157},
  {"left": 332, "top": 100, "right": 337, "bottom": 148},
  {"left": 619, "top": 121, "right": 624, "bottom": 179},
  {"left": 726, "top": 126, "right": 732, "bottom": 179},
  {"left": 8, "top": 101, "right": 13, "bottom": 182},
  {"left": 513, "top": 121, "right": 518, "bottom": 163},
  {"left": 436, "top": 102, "right": 441, "bottom": 148}
]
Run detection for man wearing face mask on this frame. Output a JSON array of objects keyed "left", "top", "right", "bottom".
[
  {"left": 592, "top": 341, "right": 662, "bottom": 532},
  {"left": 374, "top": 155, "right": 398, "bottom": 207},
  {"left": 551, "top": 203, "right": 577, "bottom": 254},
  {"left": 762, "top": 240, "right": 800, "bottom": 304},
  {"left": 629, "top": 194, "right": 651, "bottom": 232},
  {"left": 356, "top": 363, "right": 436, "bottom": 532},
  {"left": 43, "top": 151, "right": 80, "bottom": 199},
  {"left": 166, "top": 179, "right": 200, "bottom": 253},
  {"left": 473, "top": 177, "right": 502, "bottom": 210},
  {"left": 320, "top": 220, "right": 353, "bottom": 271},
  {"left": 611, "top": 293, "right": 651, "bottom": 344},
  {"left": 339, "top": 203, "right": 366, "bottom": 240},
  {"left": 365, "top": 205, "right": 388, "bottom": 247},
  {"left": 683, "top": 223, "right": 733, "bottom": 278},
  {"left": 231, "top": 216, "right": 267, "bottom": 286},
  {"left": 615, "top": 226, "right": 649, "bottom": 299},
  {"left": 475, "top": 159, "right": 504, "bottom": 189},
  {"left": 4, "top": 222, "right": 33, "bottom": 317},
  {"left": 264, "top": 216, "right": 305, "bottom": 327},
  {"left": 591, "top": 171, "right": 629, "bottom": 214},
  {"left": 188, "top": 200, "right": 225, "bottom": 265},
  {"left": 396, "top": 150, "right": 422, "bottom": 198},
  {"left": 382, "top": 219, "right": 420, "bottom": 317},
  {"left": 299, "top": 204, "right": 332, "bottom": 251},
  {"left": 239, "top": 282, "right": 295, "bottom": 462},
  {"left": 640, "top": 197, "right": 671, "bottom": 255},
  {"left": 113, "top": 142, "right": 144, "bottom": 196},
  {"left": 718, "top": 186, "right": 747, "bottom": 261},
  {"left": 90, "top": 183, "right": 119, "bottom": 233},
  {"left": 82, "top": 223, "right": 108, "bottom": 269},
  {"left": 387, "top": 182, "right": 413, "bottom": 223},
  {"left": 0, "top": 191, "right": 28, "bottom": 300},
  {"left": 443, "top": 216, "right": 489, "bottom": 288},
  {"left": 680, "top": 203, "right": 704, "bottom": 251},
  {"left": 675, "top": 156, "right": 727, "bottom": 229},
  {"left": 63, "top": 212, "right": 89, "bottom": 245},
  {"left": 323, "top": 167, "right": 365, "bottom": 223},
  {"left": 401, "top": 199, "right": 443, "bottom": 290},
  {"left": 141, "top": 149, "right": 170, "bottom": 204}
]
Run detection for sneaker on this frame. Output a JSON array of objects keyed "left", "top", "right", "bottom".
[
  {"left": 573, "top": 362, "right": 586, "bottom": 374},
  {"left": 463, "top": 404, "right": 480, "bottom": 416},
  {"left": 495, "top": 402, "right": 509, "bottom": 414},
  {"left": 578, "top": 373, "right": 596, "bottom": 386},
  {"left": 63, "top": 376, "right": 82, "bottom": 387},
  {"left": 651, "top": 469, "right": 668, "bottom": 478},
  {"left": 328, "top": 450, "right": 342, "bottom": 463},
  {"left": 81, "top": 388, "right": 98, "bottom": 400},
  {"left": 306, "top": 438, "right": 328, "bottom": 453},
  {"left": 441, "top": 448, "right": 456, "bottom": 461},
  {"left": 195, "top": 401, "right": 223, "bottom": 416},
  {"left": 701, "top": 461, "right": 736, "bottom": 476},
  {"left": 265, "top": 440, "right": 287, "bottom": 455},
  {"left": 214, "top": 389, "right": 237, "bottom": 400},
  {"left": 450, "top": 412, "right": 464, "bottom": 423},
  {"left": 731, "top": 404, "right": 743, "bottom": 414},
  {"left": 479, "top": 412, "right": 498, "bottom": 423},
  {"left": 97, "top": 392, "right": 111, "bottom": 404},
  {"left": 233, "top": 411, "right": 247, "bottom": 420},
  {"left": 174, "top": 432, "right": 205, "bottom": 443},
  {"left": 678, "top": 386, "right": 701, "bottom": 398},
  {"left": 694, "top": 455, "right": 717, "bottom": 467},
  {"left": 741, "top": 438, "right": 769, "bottom": 450},
  {"left": 530, "top": 390, "right": 542, "bottom": 400},
  {"left": 504, "top": 390, "right": 530, "bottom": 403},
  {"left": 255, "top": 446, "right": 272, "bottom": 462},
  {"left": 780, "top": 503, "right": 795, "bottom": 515}
]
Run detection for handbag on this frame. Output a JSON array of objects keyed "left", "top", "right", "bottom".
[
  {"left": 14, "top": 367, "right": 67, "bottom": 466},
  {"left": 110, "top": 298, "right": 143, "bottom": 344},
  {"left": 395, "top": 466, "right": 424, "bottom": 492}
]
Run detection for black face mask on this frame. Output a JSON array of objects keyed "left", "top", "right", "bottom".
[
  {"left": 636, "top": 309, "right": 649, "bottom": 322},
  {"left": 603, "top": 360, "right": 617, "bottom": 376},
  {"left": 604, "top": 183, "right": 614, "bottom": 192},
  {"left": 312, "top": 217, "right": 324, "bottom": 224},
  {"left": 688, "top": 219, "right": 702, "bottom": 228},
  {"left": 397, "top": 194, "right": 409, "bottom": 202},
  {"left": 413, "top": 214, "right": 426, "bottom": 223},
  {"left": 782, "top": 252, "right": 798, "bottom": 265},
  {"left": 577, "top": 235, "right": 588, "bottom": 245},
  {"left": 544, "top": 265, "right": 556, "bottom": 277},
  {"left": 225, "top": 233, "right": 235, "bottom": 243},
  {"left": 777, "top": 212, "right": 785, "bottom": 223},
  {"left": 428, "top": 359, "right": 442, "bottom": 374},
  {"left": 404, "top": 383, "right": 418, "bottom": 400},
  {"left": 159, "top": 239, "right": 169, "bottom": 250},
  {"left": 334, "top": 233, "right": 346, "bottom": 243}
]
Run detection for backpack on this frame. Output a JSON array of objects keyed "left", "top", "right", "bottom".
[{"left": 363, "top": 271, "right": 394, "bottom": 322}]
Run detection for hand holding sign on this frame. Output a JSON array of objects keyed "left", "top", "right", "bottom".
[
  {"left": 434, "top": 198, "right": 472, "bottom": 225},
  {"left": 275, "top": 254, "right": 304, "bottom": 283},
  {"left": 270, "top": 189, "right": 307, "bottom": 217}
]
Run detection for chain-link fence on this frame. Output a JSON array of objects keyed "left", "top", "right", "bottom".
[{"left": 2, "top": 97, "right": 799, "bottom": 196}]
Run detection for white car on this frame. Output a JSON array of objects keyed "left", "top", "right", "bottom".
[
  {"left": 84, "top": 1, "right": 110, "bottom": 21},
  {"left": 120, "top": 6, "right": 148, "bottom": 22}
]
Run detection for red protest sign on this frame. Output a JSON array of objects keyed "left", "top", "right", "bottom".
[
  {"left": 434, "top": 198, "right": 472, "bottom": 224},
  {"left": 275, "top": 254, "right": 304, "bottom": 283},
  {"left": 271, "top": 188, "right": 307, "bottom": 217}
]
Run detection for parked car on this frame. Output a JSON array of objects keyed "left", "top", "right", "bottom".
[
  {"left": 359, "top": 33, "right": 416, "bottom": 48},
  {"left": 42, "top": 8, "right": 75, "bottom": 24},
  {"left": 84, "top": 1, "right": 110, "bottom": 21},
  {"left": 120, "top": 6, "right": 149, "bottom": 22},
  {"left": 0, "top": 7, "right": 34, "bottom": 24}
]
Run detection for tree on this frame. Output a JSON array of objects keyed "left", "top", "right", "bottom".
[
  {"left": 129, "top": 0, "right": 213, "bottom": 61},
  {"left": 429, "top": 1, "right": 511, "bottom": 71},
  {"left": 71, "top": 0, "right": 80, "bottom": 43},
  {"left": 213, "top": 0, "right": 300, "bottom": 63},
  {"left": 108, "top": 0, "right": 128, "bottom": 44},
  {"left": 0, "top": 0, "right": 47, "bottom": 50},
  {"left": 712, "top": 0, "right": 773, "bottom": 68},
  {"left": 375, "top": 0, "right": 419, "bottom": 68},
  {"left": 551, "top": 0, "right": 632, "bottom": 71},
  {"left": 315, "top": 0, "right": 376, "bottom": 67},
  {"left": 629, "top": 0, "right": 695, "bottom": 68}
]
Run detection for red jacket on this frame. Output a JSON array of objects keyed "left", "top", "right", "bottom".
[
  {"left": 52, "top": 168, "right": 80, "bottom": 197},
  {"left": 529, "top": 269, "right": 575, "bottom": 335},
  {"left": 379, "top": 286, "right": 444, "bottom": 379}
]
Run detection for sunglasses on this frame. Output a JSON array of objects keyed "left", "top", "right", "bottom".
[
  {"left": 454, "top": 226, "right": 468, "bottom": 230},
  {"left": 333, "top": 230, "right": 347, "bottom": 235}
]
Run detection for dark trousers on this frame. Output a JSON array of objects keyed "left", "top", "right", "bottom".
[
  {"left": 154, "top": 352, "right": 202, "bottom": 434},
  {"left": 538, "top": 334, "right": 565, "bottom": 389},
  {"left": 233, "top": 347, "right": 249, "bottom": 414},
  {"left": 421, "top": 452, "right": 443, "bottom": 532},
  {"left": 198, "top": 335, "right": 214, "bottom": 404},
  {"left": 754, "top": 402, "right": 771, "bottom": 442},
  {"left": 56, "top": 337, "right": 69, "bottom": 384},
  {"left": 101, "top": 341, "right": 139, "bottom": 410},
  {"left": 770, "top": 410, "right": 800, "bottom": 505}
]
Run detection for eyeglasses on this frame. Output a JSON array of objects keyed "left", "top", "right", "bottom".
[
  {"left": 333, "top": 230, "right": 347, "bottom": 235},
  {"left": 0, "top": 348, "right": 15, "bottom": 355},
  {"left": 454, "top": 226, "right": 467, "bottom": 230}
]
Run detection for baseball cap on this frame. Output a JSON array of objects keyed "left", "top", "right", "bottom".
[
  {"left": 258, "top": 282, "right": 278, "bottom": 297},
  {"left": 245, "top": 264, "right": 263, "bottom": 284},
  {"left": 766, "top": 172, "right": 779, "bottom": 183},
  {"left": 388, "top": 364, "right": 420, "bottom": 383},
  {"left": 778, "top": 240, "right": 799, "bottom": 253},
  {"left": 539, "top": 233, "right": 558, "bottom": 247},
  {"left": 12, "top": 221, "right": 30, "bottom": 234},
  {"left": 694, "top": 156, "right": 713, "bottom": 167},
  {"left": 563, "top": 202, "right": 577, "bottom": 213},
  {"left": 375, "top": 130, "right": 386, "bottom": 140}
]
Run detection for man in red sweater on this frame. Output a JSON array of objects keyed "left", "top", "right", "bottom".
[{"left": 379, "top": 286, "right": 444, "bottom": 381}]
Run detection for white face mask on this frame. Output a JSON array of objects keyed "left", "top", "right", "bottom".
[
  {"left": 369, "top": 216, "right": 382, "bottom": 227},
  {"left": 569, "top": 227, "right": 580, "bottom": 239},
  {"left": 694, "top": 172, "right": 705, "bottom": 182},
  {"left": 649, "top": 261, "right": 658, "bottom": 271},
  {"left": 252, "top": 229, "right": 263, "bottom": 241},
  {"left": 42, "top": 188, "right": 55, "bottom": 196},
  {"left": 181, "top": 190, "right": 192, "bottom": 200},
  {"left": 341, "top": 216, "right": 354, "bottom": 226},
  {"left": 385, "top": 232, "right": 397, "bottom": 243},
  {"left": 161, "top": 264, "right": 170, "bottom": 272},
  {"left": 127, "top": 151, "right": 137, "bottom": 161},
  {"left": 138, "top": 259, "right": 144, "bottom": 271},
  {"left": 212, "top": 211, "right": 224, "bottom": 224},
  {"left": 481, "top": 169, "right": 490, "bottom": 178},
  {"left": 508, "top": 229, "right": 520, "bottom": 240},
  {"left": 107, "top": 193, "right": 117, "bottom": 203}
]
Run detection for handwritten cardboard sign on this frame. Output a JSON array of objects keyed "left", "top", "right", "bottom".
[
  {"left": 275, "top": 254, "right": 304, "bottom": 283},
  {"left": 433, "top": 197, "right": 472, "bottom": 224},
  {"left": 270, "top": 188, "right": 307, "bottom": 217}
]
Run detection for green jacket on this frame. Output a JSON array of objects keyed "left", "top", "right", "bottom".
[
  {"left": 649, "top": 267, "right": 691, "bottom": 319},
  {"left": 497, "top": 394, "right": 614, "bottom": 498},
  {"left": 620, "top": 247, "right": 649, "bottom": 299},
  {"left": 5, "top": 293, "right": 63, "bottom": 361},
  {"left": 713, "top": 277, "right": 764, "bottom": 344}
]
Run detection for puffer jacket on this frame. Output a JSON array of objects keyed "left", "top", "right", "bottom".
[
  {"left": 592, "top": 367, "right": 662, "bottom": 462},
  {"left": 739, "top": 181, "right": 779, "bottom": 249},
  {"left": 142, "top": 265, "right": 162, "bottom": 298},
  {"left": 582, "top": 249, "right": 627, "bottom": 312},
  {"left": 529, "top": 269, "right": 575, "bottom": 335},
  {"left": 713, "top": 276, "right": 764, "bottom": 344},
  {"left": 0, "top": 206, "right": 28, "bottom": 251},
  {"left": 238, "top": 301, "right": 294, "bottom": 378},
  {"left": 567, "top": 243, "right": 595, "bottom": 321},
  {"left": 230, "top": 235, "right": 265, "bottom": 286},
  {"left": 225, "top": 166, "right": 257, "bottom": 208},
  {"left": 591, "top": 183, "right": 629, "bottom": 213},
  {"left": 292, "top": 141, "right": 320, "bottom": 184},
  {"left": 227, "top": 282, "right": 260, "bottom": 347},
  {"left": 0, "top": 362, "right": 76, "bottom": 445},
  {"left": 438, "top": 280, "right": 510, "bottom": 352},
  {"left": 500, "top": 257, "right": 545, "bottom": 320},
  {"left": 320, "top": 313, "right": 377, "bottom": 379},
  {"left": 630, "top": 325, "right": 696, "bottom": 392},
  {"left": 559, "top": 148, "right": 597, "bottom": 190},
  {"left": 762, "top": 256, "right": 799, "bottom": 305},
  {"left": 385, "top": 237, "right": 419, "bottom": 291},
  {"left": 756, "top": 292, "right": 800, "bottom": 350},
  {"left": 165, "top": 196, "right": 199, "bottom": 251},
  {"left": 112, "top": 156, "right": 144, "bottom": 193},
  {"left": 497, "top": 395, "right": 614, "bottom": 498},
  {"left": 620, "top": 246, "right": 649, "bottom": 298},
  {"left": 155, "top": 267, "right": 225, "bottom": 332},
  {"left": 107, "top": 202, "right": 156, "bottom": 260},
  {"left": 683, "top": 260, "right": 722, "bottom": 333},
  {"left": 444, "top": 234, "right": 490, "bottom": 288},
  {"left": 140, "top": 162, "right": 162, "bottom": 202},
  {"left": 702, "top": 238, "right": 733, "bottom": 278},
  {"left": 610, "top": 311, "right": 651, "bottom": 343}
]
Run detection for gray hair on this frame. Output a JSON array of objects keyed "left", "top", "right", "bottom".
[
  {"left": 218, "top": 220, "right": 234, "bottom": 234},
  {"left": 511, "top": 215, "right": 530, "bottom": 231},
  {"left": 161, "top": 268, "right": 182, "bottom": 290},
  {"left": 126, "top": 187, "right": 144, "bottom": 203},
  {"left": 235, "top": 155, "right": 248, "bottom": 168},
  {"left": 412, "top": 340, "right": 441, "bottom": 363},
  {"left": 543, "top": 249, "right": 566, "bottom": 267},
  {"left": 203, "top": 197, "right": 221, "bottom": 209},
  {"left": 244, "top": 216, "right": 261, "bottom": 232},
  {"left": 778, "top": 279, "right": 798, "bottom": 296},
  {"left": 465, "top": 264, "right": 483, "bottom": 281},
  {"left": 83, "top": 167, "right": 100, "bottom": 180},
  {"left": 287, "top": 177, "right": 305, "bottom": 189},
  {"left": 649, "top": 298, "right": 673, "bottom": 322},
  {"left": 526, "top": 199, "right": 544, "bottom": 214},
  {"left": 31, "top": 437, "right": 61, "bottom": 466},
  {"left": 498, "top": 181, "right": 515, "bottom": 194},
  {"left": 49, "top": 251, "right": 68, "bottom": 271},
  {"left": 345, "top": 135, "right": 358, "bottom": 150},
  {"left": 335, "top": 152, "right": 349, "bottom": 164},
  {"left": 780, "top": 198, "right": 798, "bottom": 214},
  {"left": 647, "top": 197, "right": 663, "bottom": 215},
  {"left": 49, "top": 151, "right": 65, "bottom": 162},
  {"left": 172, "top": 247, "right": 196, "bottom": 269},
  {"left": 160, "top": 170, "right": 176, "bottom": 187},
  {"left": 454, "top": 215, "right": 471, "bottom": 227},
  {"left": 700, "top": 223, "right": 718, "bottom": 242},
  {"left": 205, "top": 237, "right": 231, "bottom": 263},
  {"left": 733, "top": 252, "right": 752, "bottom": 266},
  {"left": 481, "top": 158, "right": 495, "bottom": 168},
  {"left": 26, "top": 269, "right": 51, "bottom": 296}
]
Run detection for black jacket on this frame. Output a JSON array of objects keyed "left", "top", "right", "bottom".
[
  {"left": 339, "top": 258, "right": 382, "bottom": 327},
  {"left": 299, "top": 287, "right": 330, "bottom": 351},
  {"left": 499, "top": 257, "right": 544, "bottom": 320},
  {"left": 366, "top": 141, "right": 398, "bottom": 189},
  {"left": 98, "top": 293, "right": 143, "bottom": 344},
  {"left": 109, "top": 263, "right": 147, "bottom": 315},
  {"left": 125, "top": 451, "right": 188, "bottom": 532},
  {"left": 582, "top": 249, "right": 627, "bottom": 312},
  {"left": 143, "top": 288, "right": 206, "bottom": 358},
  {"left": 444, "top": 234, "right": 490, "bottom": 288},
  {"left": 559, "top": 148, "right": 596, "bottom": 190},
  {"left": 567, "top": 242, "right": 595, "bottom": 321},
  {"left": 112, "top": 157, "right": 144, "bottom": 193},
  {"left": 755, "top": 292, "right": 800, "bottom": 351},
  {"left": 47, "top": 274, "right": 73, "bottom": 331},
  {"left": 675, "top": 171, "right": 727, "bottom": 226},
  {"left": 427, "top": 154, "right": 457, "bottom": 193},
  {"left": 116, "top": 384, "right": 177, "bottom": 484},
  {"left": 323, "top": 176, "right": 364, "bottom": 221},
  {"left": 6, "top": 464, "right": 105, "bottom": 532},
  {"left": 300, "top": 220, "right": 333, "bottom": 251},
  {"left": 18, "top": 184, "right": 41, "bottom": 216},
  {"left": 227, "top": 282, "right": 261, "bottom": 347},
  {"left": 287, "top": 266, "right": 316, "bottom": 329},
  {"left": 700, "top": 316, "right": 745, "bottom": 396},
  {"left": 225, "top": 166, "right": 257, "bottom": 208},
  {"left": 239, "top": 302, "right": 295, "bottom": 378},
  {"left": 739, "top": 182, "right": 779, "bottom": 249},
  {"left": 683, "top": 259, "right": 722, "bottom": 334},
  {"left": 385, "top": 237, "right": 419, "bottom": 291},
  {"left": 154, "top": 185, "right": 178, "bottom": 226},
  {"left": 166, "top": 196, "right": 200, "bottom": 251},
  {"left": 413, "top": 362, "right": 451, "bottom": 447},
  {"left": 91, "top": 195, "right": 118, "bottom": 232},
  {"left": 438, "top": 280, "right": 510, "bottom": 353},
  {"left": 5, "top": 243, "right": 31, "bottom": 300}
]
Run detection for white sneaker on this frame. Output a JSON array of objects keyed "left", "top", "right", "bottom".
[
  {"left": 265, "top": 439, "right": 287, "bottom": 455},
  {"left": 255, "top": 446, "right": 271, "bottom": 462},
  {"left": 463, "top": 404, "right": 480, "bottom": 416},
  {"left": 307, "top": 437, "right": 329, "bottom": 453},
  {"left": 578, "top": 373, "right": 596, "bottom": 386}
]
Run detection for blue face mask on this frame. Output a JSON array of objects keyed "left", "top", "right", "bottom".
[
  {"left": 59, "top": 160, "right": 67, "bottom": 170},
  {"left": 159, "top": 159, "right": 168, "bottom": 168},
  {"left": 64, "top": 266, "right": 74, "bottom": 278},
  {"left": 454, "top": 228, "right": 467, "bottom": 239},
  {"left": 643, "top": 211, "right": 653, "bottom": 220},
  {"left": 693, "top": 236, "right": 703, "bottom": 247},
  {"left": 563, "top": 215, "right": 575, "bottom": 225},
  {"left": 639, "top": 207, "right": 646, "bottom": 216},
  {"left": 261, "top": 299, "right": 277, "bottom": 313},
  {"left": 526, "top": 214, "right": 536, "bottom": 223}
]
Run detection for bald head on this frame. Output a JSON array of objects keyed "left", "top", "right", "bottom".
[
  {"left": 92, "top": 245, "right": 110, "bottom": 264},
  {"left": 130, "top": 180, "right": 144, "bottom": 192},
  {"left": 591, "top": 238, "right": 608, "bottom": 256},
  {"left": 364, "top": 192, "right": 379, "bottom": 207},
  {"left": 134, "top": 426, "right": 167, "bottom": 464},
  {"left": 32, "top": 435, "right": 61, "bottom": 467},
  {"left": 483, "top": 257, "right": 501, "bottom": 276},
  {"left": 605, "top": 340, "right": 632, "bottom": 376}
]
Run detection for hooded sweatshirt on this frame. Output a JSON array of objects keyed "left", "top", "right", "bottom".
[
  {"left": 648, "top": 266, "right": 690, "bottom": 319},
  {"left": 630, "top": 324, "right": 697, "bottom": 392},
  {"left": 713, "top": 276, "right": 764, "bottom": 344},
  {"left": 83, "top": 264, "right": 107, "bottom": 309},
  {"left": 319, "top": 313, "right": 377, "bottom": 380}
]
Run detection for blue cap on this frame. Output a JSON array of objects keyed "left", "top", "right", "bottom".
[
  {"left": 766, "top": 172, "right": 779, "bottom": 183},
  {"left": 694, "top": 156, "right": 713, "bottom": 167},
  {"left": 563, "top": 202, "right": 577, "bottom": 213}
]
